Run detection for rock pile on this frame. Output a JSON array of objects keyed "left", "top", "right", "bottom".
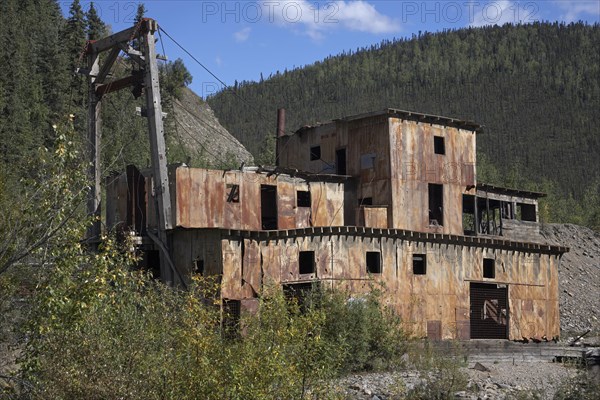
[{"left": 540, "top": 223, "right": 600, "bottom": 338}]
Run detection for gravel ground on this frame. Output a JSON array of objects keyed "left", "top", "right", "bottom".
[{"left": 337, "top": 361, "right": 581, "bottom": 399}]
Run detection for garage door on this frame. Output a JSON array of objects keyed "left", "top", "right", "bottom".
[{"left": 470, "top": 282, "right": 508, "bottom": 339}]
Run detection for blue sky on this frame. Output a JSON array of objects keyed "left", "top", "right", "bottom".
[{"left": 59, "top": 1, "right": 600, "bottom": 98}]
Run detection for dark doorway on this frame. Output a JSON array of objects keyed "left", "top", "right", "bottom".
[
  {"left": 336, "top": 148, "right": 347, "bottom": 175},
  {"left": 261, "top": 185, "right": 277, "bottom": 230},
  {"left": 141, "top": 250, "right": 161, "bottom": 279},
  {"left": 470, "top": 283, "right": 508, "bottom": 339}
]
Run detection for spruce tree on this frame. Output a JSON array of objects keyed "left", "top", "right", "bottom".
[
  {"left": 86, "top": 2, "right": 106, "bottom": 41},
  {"left": 135, "top": 3, "right": 147, "bottom": 24},
  {"left": 65, "top": 0, "right": 86, "bottom": 72}
]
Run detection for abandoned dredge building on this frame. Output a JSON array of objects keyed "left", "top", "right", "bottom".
[
  {"left": 107, "top": 108, "right": 568, "bottom": 342},
  {"left": 90, "top": 16, "right": 565, "bottom": 343}
]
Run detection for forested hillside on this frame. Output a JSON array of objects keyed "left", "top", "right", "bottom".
[{"left": 208, "top": 22, "right": 600, "bottom": 228}]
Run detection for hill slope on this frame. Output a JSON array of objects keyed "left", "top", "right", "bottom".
[
  {"left": 208, "top": 22, "right": 600, "bottom": 204},
  {"left": 170, "top": 87, "right": 254, "bottom": 168}
]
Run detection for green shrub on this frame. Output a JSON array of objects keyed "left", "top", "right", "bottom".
[
  {"left": 16, "top": 238, "right": 356, "bottom": 399},
  {"left": 313, "top": 286, "right": 408, "bottom": 373}
]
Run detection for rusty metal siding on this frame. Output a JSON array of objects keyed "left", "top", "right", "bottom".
[
  {"left": 359, "top": 206, "right": 389, "bottom": 228},
  {"left": 170, "top": 167, "right": 345, "bottom": 231},
  {"left": 277, "top": 181, "right": 296, "bottom": 229},
  {"left": 388, "top": 118, "right": 477, "bottom": 235},
  {"left": 209, "top": 229, "right": 560, "bottom": 341}
]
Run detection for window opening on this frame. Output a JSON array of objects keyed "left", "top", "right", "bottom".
[
  {"left": 297, "top": 190, "right": 311, "bottom": 207},
  {"left": 517, "top": 203, "right": 536, "bottom": 222},
  {"left": 462, "top": 194, "right": 476, "bottom": 236},
  {"left": 428, "top": 184, "right": 444, "bottom": 226},
  {"left": 194, "top": 258, "right": 205, "bottom": 276},
  {"left": 226, "top": 184, "right": 239, "bottom": 203},
  {"left": 310, "top": 146, "right": 321, "bottom": 161},
  {"left": 260, "top": 185, "right": 277, "bottom": 230},
  {"left": 336, "top": 148, "right": 347, "bottom": 175},
  {"left": 366, "top": 251, "right": 382, "bottom": 274},
  {"left": 434, "top": 136, "right": 445, "bottom": 155},
  {"left": 413, "top": 254, "right": 427, "bottom": 275},
  {"left": 299, "top": 251, "right": 315, "bottom": 274},
  {"left": 483, "top": 258, "right": 495, "bottom": 279},
  {"left": 358, "top": 197, "right": 373, "bottom": 206}
]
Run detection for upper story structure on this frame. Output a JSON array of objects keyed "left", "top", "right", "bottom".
[{"left": 277, "top": 108, "right": 544, "bottom": 242}]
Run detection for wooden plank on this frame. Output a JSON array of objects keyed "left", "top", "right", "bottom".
[
  {"left": 89, "top": 25, "right": 139, "bottom": 54},
  {"left": 95, "top": 47, "right": 120, "bottom": 84},
  {"left": 86, "top": 52, "right": 101, "bottom": 245}
]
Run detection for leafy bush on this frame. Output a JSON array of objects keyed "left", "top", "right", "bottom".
[
  {"left": 312, "top": 286, "right": 408, "bottom": 373},
  {"left": 17, "top": 241, "right": 348, "bottom": 399}
]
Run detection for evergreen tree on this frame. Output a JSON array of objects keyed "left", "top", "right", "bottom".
[
  {"left": 86, "top": 2, "right": 106, "bottom": 41},
  {"left": 135, "top": 3, "right": 147, "bottom": 24},
  {"left": 64, "top": 0, "right": 86, "bottom": 71}
]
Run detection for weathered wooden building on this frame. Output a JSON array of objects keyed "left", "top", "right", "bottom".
[{"left": 107, "top": 108, "right": 567, "bottom": 341}]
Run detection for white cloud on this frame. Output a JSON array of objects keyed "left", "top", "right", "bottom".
[
  {"left": 234, "top": 27, "right": 252, "bottom": 43},
  {"left": 469, "top": 1, "right": 526, "bottom": 27},
  {"left": 336, "top": 1, "right": 400, "bottom": 33},
  {"left": 215, "top": 56, "right": 223, "bottom": 66},
  {"left": 554, "top": 1, "right": 600, "bottom": 22},
  {"left": 260, "top": 0, "right": 400, "bottom": 40}
]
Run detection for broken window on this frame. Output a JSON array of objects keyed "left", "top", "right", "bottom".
[
  {"left": 517, "top": 203, "right": 537, "bottom": 222},
  {"left": 310, "top": 146, "right": 321, "bottom": 161},
  {"left": 358, "top": 197, "right": 373, "bottom": 206},
  {"left": 297, "top": 190, "right": 311, "bottom": 207},
  {"left": 366, "top": 251, "right": 382, "bottom": 274},
  {"left": 260, "top": 185, "right": 277, "bottom": 230},
  {"left": 336, "top": 148, "right": 347, "bottom": 175},
  {"left": 483, "top": 258, "right": 495, "bottom": 279},
  {"left": 428, "top": 184, "right": 444, "bottom": 226},
  {"left": 413, "top": 254, "right": 427, "bottom": 275},
  {"left": 434, "top": 136, "right": 445, "bottom": 155},
  {"left": 299, "top": 251, "right": 315, "bottom": 274},
  {"left": 226, "top": 184, "right": 239, "bottom": 203}
]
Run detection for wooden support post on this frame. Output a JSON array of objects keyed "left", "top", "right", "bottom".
[
  {"left": 87, "top": 52, "right": 102, "bottom": 247},
  {"left": 486, "top": 195, "right": 490, "bottom": 235},
  {"left": 474, "top": 196, "right": 479, "bottom": 236},
  {"left": 140, "top": 19, "right": 176, "bottom": 285}
]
